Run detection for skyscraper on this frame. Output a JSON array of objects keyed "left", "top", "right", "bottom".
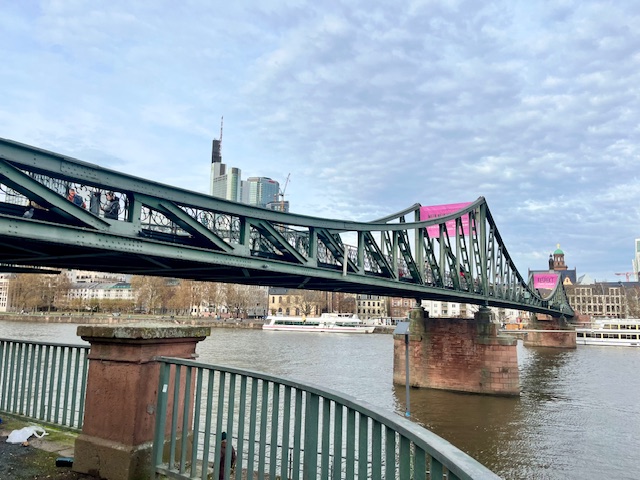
[
  {"left": 632, "top": 238, "right": 640, "bottom": 281},
  {"left": 246, "top": 177, "right": 280, "bottom": 208},
  {"left": 209, "top": 131, "right": 289, "bottom": 210},
  {"left": 210, "top": 138, "right": 243, "bottom": 202}
]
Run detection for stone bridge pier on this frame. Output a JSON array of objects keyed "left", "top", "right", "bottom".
[
  {"left": 523, "top": 315, "right": 577, "bottom": 348},
  {"left": 393, "top": 306, "right": 519, "bottom": 396}
]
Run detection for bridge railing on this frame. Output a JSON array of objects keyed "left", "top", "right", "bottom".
[
  {"left": 152, "top": 357, "right": 500, "bottom": 480},
  {"left": 0, "top": 338, "right": 89, "bottom": 430}
]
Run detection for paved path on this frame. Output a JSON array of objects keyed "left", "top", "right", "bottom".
[{"left": 0, "top": 421, "right": 94, "bottom": 479}]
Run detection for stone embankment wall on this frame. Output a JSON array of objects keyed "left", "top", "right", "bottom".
[
  {"left": 0, "top": 313, "right": 265, "bottom": 329},
  {"left": 0, "top": 313, "right": 127, "bottom": 324},
  {"left": 0, "top": 314, "right": 395, "bottom": 333}
]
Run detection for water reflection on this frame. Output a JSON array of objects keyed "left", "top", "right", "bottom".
[
  {"left": 2, "top": 322, "right": 639, "bottom": 479},
  {"left": 393, "top": 384, "right": 521, "bottom": 473},
  {"left": 391, "top": 342, "right": 640, "bottom": 479},
  {"left": 196, "top": 329, "right": 399, "bottom": 412},
  {"left": 519, "top": 344, "right": 574, "bottom": 401}
]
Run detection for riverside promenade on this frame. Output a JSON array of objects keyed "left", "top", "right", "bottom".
[{"left": 0, "top": 414, "right": 90, "bottom": 480}]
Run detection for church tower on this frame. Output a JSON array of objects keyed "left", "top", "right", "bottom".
[{"left": 552, "top": 244, "right": 568, "bottom": 271}]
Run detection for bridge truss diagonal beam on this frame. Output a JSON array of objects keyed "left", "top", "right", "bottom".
[{"left": 0, "top": 137, "right": 574, "bottom": 318}]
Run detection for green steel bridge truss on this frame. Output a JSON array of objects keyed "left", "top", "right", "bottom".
[{"left": 0, "top": 137, "right": 573, "bottom": 318}]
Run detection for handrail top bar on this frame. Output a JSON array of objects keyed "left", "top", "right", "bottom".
[
  {"left": 156, "top": 355, "right": 501, "bottom": 479},
  {"left": 0, "top": 337, "right": 89, "bottom": 349}
]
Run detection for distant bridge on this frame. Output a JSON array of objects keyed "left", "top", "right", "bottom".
[{"left": 0, "top": 138, "right": 573, "bottom": 318}]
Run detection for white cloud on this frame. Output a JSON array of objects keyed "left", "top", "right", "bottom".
[{"left": 1, "top": 0, "right": 640, "bottom": 280}]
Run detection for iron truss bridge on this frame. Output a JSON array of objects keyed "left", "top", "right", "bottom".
[{"left": 0, "top": 137, "right": 573, "bottom": 318}]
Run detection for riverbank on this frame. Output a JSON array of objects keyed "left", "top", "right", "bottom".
[
  {"left": 0, "top": 312, "right": 264, "bottom": 327},
  {"left": 0, "top": 314, "right": 394, "bottom": 333},
  {"left": 0, "top": 414, "right": 91, "bottom": 480}
]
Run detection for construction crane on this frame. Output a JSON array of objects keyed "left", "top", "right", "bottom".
[
  {"left": 278, "top": 173, "right": 290, "bottom": 212},
  {"left": 615, "top": 272, "right": 637, "bottom": 282}
]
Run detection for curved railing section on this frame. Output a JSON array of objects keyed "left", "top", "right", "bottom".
[
  {"left": 0, "top": 137, "right": 573, "bottom": 317},
  {"left": 152, "top": 356, "right": 501, "bottom": 480}
]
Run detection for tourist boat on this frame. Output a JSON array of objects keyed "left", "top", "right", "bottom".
[
  {"left": 575, "top": 318, "right": 640, "bottom": 347},
  {"left": 262, "top": 313, "right": 376, "bottom": 333}
]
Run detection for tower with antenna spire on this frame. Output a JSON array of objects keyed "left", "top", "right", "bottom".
[
  {"left": 208, "top": 117, "right": 288, "bottom": 209},
  {"left": 210, "top": 116, "right": 242, "bottom": 201},
  {"left": 211, "top": 116, "right": 223, "bottom": 164}
]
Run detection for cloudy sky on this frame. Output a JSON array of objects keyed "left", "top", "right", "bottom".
[{"left": 2, "top": 1, "right": 640, "bottom": 282}]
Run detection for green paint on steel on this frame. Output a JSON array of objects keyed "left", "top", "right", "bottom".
[
  {"left": 0, "top": 137, "right": 574, "bottom": 318},
  {"left": 0, "top": 339, "right": 89, "bottom": 430},
  {"left": 149, "top": 356, "right": 502, "bottom": 480}
]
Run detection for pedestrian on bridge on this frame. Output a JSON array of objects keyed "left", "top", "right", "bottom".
[
  {"left": 67, "top": 188, "right": 86, "bottom": 208},
  {"left": 101, "top": 191, "right": 119, "bottom": 219}
]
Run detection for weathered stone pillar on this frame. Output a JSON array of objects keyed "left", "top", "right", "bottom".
[
  {"left": 523, "top": 330, "right": 576, "bottom": 348},
  {"left": 73, "top": 323, "right": 210, "bottom": 480},
  {"left": 524, "top": 315, "right": 576, "bottom": 348},
  {"left": 393, "top": 306, "right": 520, "bottom": 396}
]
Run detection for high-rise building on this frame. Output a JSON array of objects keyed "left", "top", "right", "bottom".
[
  {"left": 209, "top": 134, "right": 290, "bottom": 210},
  {"left": 210, "top": 139, "right": 243, "bottom": 202},
  {"left": 632, "top": 238, "right": 640, "bottom": 281},
  {"left": 246, "top": 177, "right": 280, "bottom": 208}
]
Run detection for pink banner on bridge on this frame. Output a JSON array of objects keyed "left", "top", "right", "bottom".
[
  {"left": 419, "top": 202, "right": 472, "bottom": 237},
  {"left": 533, "top": 273, "right": 559, "bottom": 290}
]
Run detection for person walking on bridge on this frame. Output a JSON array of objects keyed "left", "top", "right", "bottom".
[
  {"left": 101, "top": 191, "right": 119, "bottom": 219},
  {"left": 67, "top": 188, "right": 86, "bottom": 208}
]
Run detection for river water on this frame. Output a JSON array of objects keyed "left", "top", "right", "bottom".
[{"left": 1, "top": 321, "right": 638, "bottom": 480}]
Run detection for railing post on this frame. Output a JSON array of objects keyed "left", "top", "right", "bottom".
[{"left": 72, "top": 323, "right": 210, "bottom": 480}]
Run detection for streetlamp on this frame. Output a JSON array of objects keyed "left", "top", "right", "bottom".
[{"left": 394, "top": 321, "right": 411, "bottom": 417}]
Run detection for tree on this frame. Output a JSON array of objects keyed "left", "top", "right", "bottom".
[
  {"left": 131, "top": 275, "right": 172, "bottom": 314},
  {"left": 52, "top": 273, "right": 72, "bottom": 311},
  {"left": 8, "top": 273, "right": 70, "bottom": 312},
  {"left": 334, "top": 293, "right": 356, "bottom": 313},
  {"left": 289, "top": 289, "right": 326, "bottom": 316},
  {"left": 166, "top": 279, "right": 203, "bottom": 316},
  {"left": 223, "top": 284, "right": 253, "bottom": 319},
  {"left": 68, "top": 297, "right": 85, "bottom": 313},
  {"left": 87, "top": 298, "right": 100, "bottom": 312},
  {"left": 187, "top": 281, "right": 210, "bottom": 316},
  {"left": 8, "top": 274, "right": 38, "bottom": 312},
  {"left": 38, "top": 275, "right": 58, "bottom": 312},
  {"left": 624, "top": 285, "right": 640, "bottom": 318}
]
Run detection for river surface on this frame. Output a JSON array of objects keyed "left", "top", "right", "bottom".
[{"left": 1, "top": 321, "right": 639, "bottom": 480}]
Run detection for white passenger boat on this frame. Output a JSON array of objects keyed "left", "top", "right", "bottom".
[
  {"left": 575, "top": 318, "right": 640, "bottom": 347},
  {"left": 262, "top": 313, "right": 376, "bottom": 333}
]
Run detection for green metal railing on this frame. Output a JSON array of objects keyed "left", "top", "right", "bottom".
[
  {"left": 0, "top": 338, "right": 89, "bottom": 430},
  {"left": 152, "top": 357, "right": 500, "bottom": 480}
]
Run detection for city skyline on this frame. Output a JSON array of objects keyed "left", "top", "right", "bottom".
[
  {"left": 209, "top": 135, "right": 287, "bottom": 210},
  {"left": 2, "top": 2, "right": 640, "bottom": 281}
]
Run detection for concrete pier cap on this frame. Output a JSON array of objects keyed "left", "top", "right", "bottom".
[{"left": 73, "top": 323, "right": 210, "bottom": 480}]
